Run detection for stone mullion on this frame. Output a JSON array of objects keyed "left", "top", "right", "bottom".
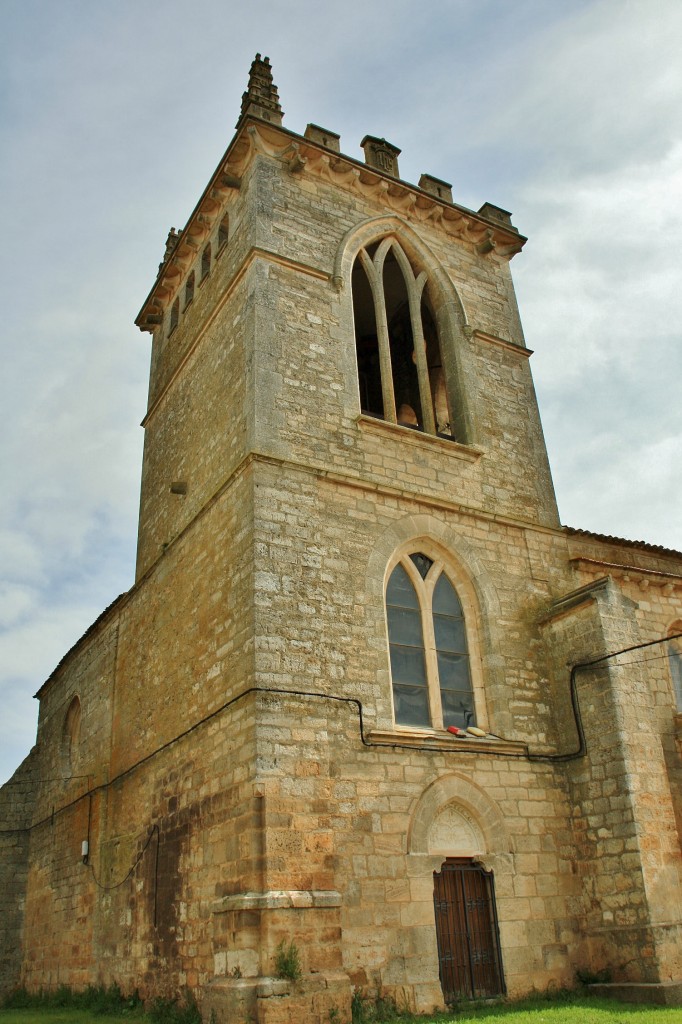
[
  {"left": 407, "top": 271, "right": 436, "bottom": 434},
  {"left": 390, "top": 245, "right": 435, "bottom": 435},
  {"left": 359, "top": 248, "right": 396, "bottom": 424},
  {"left": 423, "top": 562, "right": 444, "bottom": 729},
  {"left": 422, "top": 591, "right": 442, "bottom": 730}
]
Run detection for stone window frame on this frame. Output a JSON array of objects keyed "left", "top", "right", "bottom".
[
  {"left": 183, "top": 270, "right": 195, "bottom": 310},
  {"left": 201, "top": 241, "right": 212, "bottom": 282},
  {"left": 384, "top": 542, "right": 486, "bottom": 735},
  {"left": 217, "top": 213, "right": 229, "bottom": 254},
  {"left": 352, "top": 237, "right": 452, "bottom": 437},
  {"left": 61, "top": 694, "right": 82, "bottom": 775},
  {"left": 169, "top": 297, "right": 179, "bottom": 335},
  {"left": 336, "top": 214, "right": 478, "bottom": 448}
]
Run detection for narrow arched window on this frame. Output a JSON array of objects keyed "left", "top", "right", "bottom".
[
  {"left": 201, "top": 242, "right": 211, "bottom": 281},
  {"left": 218, "top": 214, "right": 229, "bottom": 251},
  {"left": 62, "top": 695, "right": 82, "bottom": 774},
  {"left": 184, "top": 271, "right": 195, "bottom": 309},
  {"left": 668, "top": 623, "right": 682, "bottom": 710},
  {"left": 169, "top": 297, "right": 179, "bottom": 334},
  {"left": 386, "top": 554, "right": 475, "bottom": 730},
  {"left": 352, "top": 238, "right": 454, "bottom": 439}
]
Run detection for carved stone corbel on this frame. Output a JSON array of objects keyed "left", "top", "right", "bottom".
[
  {"left": 475, "top": 230, "right": 496, "bottom": 255},
  {"left": 283, "top": 143, "right": 307, "bottom": 173}
]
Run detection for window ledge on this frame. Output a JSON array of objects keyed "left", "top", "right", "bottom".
[
  {"left": 357, "top": 415, "right": 484, "bottom": 462},
  {"left": 367, "top": 727, "right": 528, "bottom": 756}
]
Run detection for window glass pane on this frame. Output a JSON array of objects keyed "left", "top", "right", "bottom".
[
  {"left": 386, "top": 563, "right": 419, "bottom": 608},
  {"left": 440, "top": 688, "right": 476, "bottom": 730},
  {"left": 387, "top": 606, "right": 424, "bottom": 648},
  {"left": 387, "top": 561, "right": 429, "bottom": 726},
  {"left": 437, "top": 652, "right": 471, "bottom": 690},
  {"left": 431, "top": 573, "right": 475, "bottom": 728},
  {"left": 393, "top": 684, "right": 431, "bottom": 727},
  {"left": 433, "top": 574, "right": 463, "bottom": 615},
  {"left": 389, "top": 644, "right": 427, "bottom": 685},
  {"left": 433, "top": 613, "right": 467, "bottom": 654}
]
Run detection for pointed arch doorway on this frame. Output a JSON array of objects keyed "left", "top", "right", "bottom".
[{"left": 433, "top": 857, "right": 505, "bottom": 1002}]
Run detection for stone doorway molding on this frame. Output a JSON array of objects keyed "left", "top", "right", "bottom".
[{"left": 408, "top": 772, "right": 511, "bottom": 867}]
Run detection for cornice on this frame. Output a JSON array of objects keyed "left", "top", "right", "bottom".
[
  {"left": 570, "top": 556, "right": 682, "bottom": 591},
  {"left": 471, "top": 328, "right": 532, "bottom": 358},
  {"left": 136, "top": 118, "right": 527, "bottom": 332}
]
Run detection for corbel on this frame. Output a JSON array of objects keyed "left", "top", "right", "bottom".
[
  {"left": 442, "top": 209, "right": 467, "bottom": 240},
  {"left": 283, "top": 142, "right": 307, "bottom": 173},
  {"left": 328, "top": 157, "right": 361, "bottom": 187},
  {"left": 186, "top": 214, "right": 211, "bottom": 246},
  {"left": 171, "top": 251, "right": 193, "bottom": 272},
  {"left": 356, "top": 175, "right": 389, "bottom": 199},
  {"left": 495, "top": 239, "right": 525, "bottom": 259},
  {"left": 475, "top": 230, "right": 496, "bottom": 255},
  {"left": 201, "top": 196, "right": 221, "bottom": 215},
  {"left": 246, "top": 124, "right": 268, "bottom": 155},
  {"left": 386, "top": 188, "right": 416, "bottom": 215}
]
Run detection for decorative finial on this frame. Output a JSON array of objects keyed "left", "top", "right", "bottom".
[
  {"left": 159, "top": 227, "right": 179, "bottom": 273},
  {"left": 237, "top": 53, "right": 283, "bottom": 128}
]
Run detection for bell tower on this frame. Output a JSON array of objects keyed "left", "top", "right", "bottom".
[
  {"left": 134, "top": 55, "right": 558, "bottom": 583},
  {"left": 128, "top": 55, "right": 565, "bottom": 1019}
]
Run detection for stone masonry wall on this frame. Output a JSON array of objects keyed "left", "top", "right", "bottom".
[{"left": 0, "top": 754, "right": 38, "bottom": 996}]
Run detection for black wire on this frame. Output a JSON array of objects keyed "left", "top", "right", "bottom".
[
  {"left": 3, "top": 633, "right": 681, "bottom": 836},
  {"left": 88, "top": 824, "right": 159, "bottom": 891}
]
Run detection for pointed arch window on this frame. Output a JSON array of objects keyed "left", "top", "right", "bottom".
[
  {"left": 218, "top": 213, "right": 229, "bottom": 252},
  {"left": 169, "top": 297, "right": 179, "bottom": 334},
  {"left": 184, "top": 271, "right": 195, "bottom": 310},
  {"left": 62, "top": 695, "right": 82, "bottom": 774},
  {"left": 352, "top": 238, "right": 454, "bottom": 438},
  {"left": 201, "top": 242, "right": 211, "bottom": 281},
  {"left": 386, "top": 553, "right": 476, "bottom": 730}
]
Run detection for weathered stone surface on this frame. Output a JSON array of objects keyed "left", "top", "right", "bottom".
[{"left": 2, "top": 54, "right": 682, "bottom": 1021}]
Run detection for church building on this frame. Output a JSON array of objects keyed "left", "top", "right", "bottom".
[{"left": 2, "top": 55, "right": 682, "bottom": 1023}]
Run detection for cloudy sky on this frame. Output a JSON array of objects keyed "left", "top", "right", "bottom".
[{"left": 1, "top": 0, "right": 680, "bottom": 785}]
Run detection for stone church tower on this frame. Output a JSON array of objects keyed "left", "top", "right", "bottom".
[{"left": 2, "top": 55, "right": 682, "bottom": 1022}]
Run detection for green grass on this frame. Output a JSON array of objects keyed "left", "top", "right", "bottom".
[
  {"left": 350, "top": 993, "right": 682, "bottom": 1024},
  {"left": 0, "top": 1014, "right": 144, "bottom": 1024},
  {"left": 4, "top": 993, "right": 682, "bottom": 1024}
]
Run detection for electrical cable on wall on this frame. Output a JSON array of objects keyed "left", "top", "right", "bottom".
[{"left": 1, "top": 631, "right": 681, "bottom": 836}]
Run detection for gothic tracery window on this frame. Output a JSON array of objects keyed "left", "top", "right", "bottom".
[
  {"left": 386, "top": 553, "right": 475, "bottom": 730},
  {"left": 352, "top": 238, "right": 453, "bottom": 438}
]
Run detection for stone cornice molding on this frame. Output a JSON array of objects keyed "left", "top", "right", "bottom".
[
  {"left": 570, "top": 556, "right": 682, "bottom": 591},
  {"left": 136, "top": 118, "right": 526, "bottom": 332},
  {"left": 471, "top": 328, "right": 531, "bottom": 357}
]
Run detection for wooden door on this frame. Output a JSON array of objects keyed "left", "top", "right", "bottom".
[{"left": 433, "top": 857, "right": 505, "bottom": 1002}]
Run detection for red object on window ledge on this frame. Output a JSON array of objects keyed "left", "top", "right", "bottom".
[{"left": 446, "top": 725, "right": 466, "bottom": 736}]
